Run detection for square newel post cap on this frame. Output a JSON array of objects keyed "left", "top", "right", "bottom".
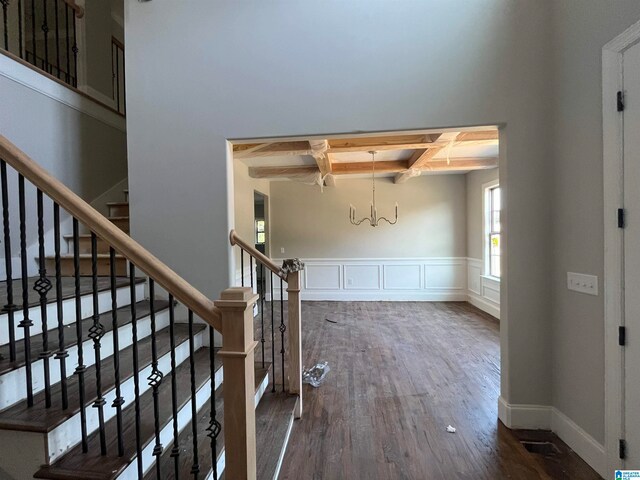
[{"left": 215, "top": 287, "right": 259, "bottom": 309}]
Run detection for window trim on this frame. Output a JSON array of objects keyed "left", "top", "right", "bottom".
[{"left": 482, "top": 179, "right": 501, "bottom": 281}]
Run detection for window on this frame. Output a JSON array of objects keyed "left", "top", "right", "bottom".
[
  {"left": 255, "top": 219, "right": 265, "bottom": 244},
  {"left": 486, "top": 185, "right": 501, "bottom": 278}
]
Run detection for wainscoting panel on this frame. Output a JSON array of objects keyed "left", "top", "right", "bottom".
[
  {"left": 383, "top": 264, "right": 422, "bottom": 290},
  {"left": 467, "top": 258, "right": 500, "bottom": 319},
  {"left": 273, "top": 258, "right": 468, "bottom": 302}
]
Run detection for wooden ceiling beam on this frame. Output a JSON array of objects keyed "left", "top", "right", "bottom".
[
  {"left": 248, "top": 166, "right": 318, "bottom": 179},
  {"left": 395, "top": 157, "right": 498, "bottom": 183}
]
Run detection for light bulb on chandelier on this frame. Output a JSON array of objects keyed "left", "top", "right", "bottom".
[{"left": 349, "top": 151, "right": 398, "bottom": 227}]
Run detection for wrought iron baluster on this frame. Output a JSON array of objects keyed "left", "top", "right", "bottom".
[
  {"left": 240, "top": 248, "right": 244, "bottom": 287},
  {"left": 270, "top": 272, "right": 275, "bottom": 393},
  {"left": 72, "top": 218, "right": 88, "bottom": 451},
  {"left": 207, "top": 326, "right": 221, "bottom": 480},
  {"left": 280, "top": 278, "right": 286, "bottom": 392},
  {"left": 18, "top": 174, "right": 34, "bottom": 406},
  {"left": 54, "top": 0, "right": 60, "bottom": 78},
  {"left": 250, "top": 256, "right": 254, "bottom": 291},
  {"left": 109, "top": 246, "right": 124, "bottom": 456},
  {"left": 53, "top": 203, "right": 68, "bottom": 409},
  {"left": 17, "top": 0, "right": 22, "bottom": 57},
  {"left": 115, "top": 42, "right": 120, "bottom": 111},
  {"left": 1, "top": 0, "right": 8, "bottom": 50},
  {"left": 35, "top": 189, "right": 52, "bottom": 408},
  {"left": 30, "top": 0, "right": 35, "bottom": 66},
  {"left": 71, "top": 9, "right": 77, "bottom": 87},
  {"left": 260, "top": 262, "right": 265, "bottom": 367},
  {"left": 64, "top": 3, "right": 69, "bottom": 84},
  {"left": 41, "top": 0, "right": 48, "bottom": 72},
  {"left": 188, "top": 309, "right": 200, "bottom": 477},
  {"left": 129, "top": 264, "right": 143, "bottom": 478},
  {"left": 89, "top": 233, "right": 106, "bottom": 455},
  {"left": 1, "top": 161, "right": 16, "bottom": 362},
  {"left": 148, "top": 279, "right": 164, "bottom": 477},
  {"left": 168, "top": 295, "right": 180, "bottom": 478}
]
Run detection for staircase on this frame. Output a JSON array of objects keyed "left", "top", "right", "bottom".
[{"left": 0, "top": 135, "right": 303, "bottom": 480}]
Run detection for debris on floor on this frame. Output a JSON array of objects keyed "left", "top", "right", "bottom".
[
  {"left": 302, "top": 361, "right": 330, "bottom": 387},
  {"left": 446, "top": 425, "right": 457, "bottom": 433},
  {"left": 325, "top": 318, "right": 338, "bottom": 324}
]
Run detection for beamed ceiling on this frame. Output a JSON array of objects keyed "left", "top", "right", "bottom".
[{"left": 233, "top": 128, "right": 499, "bottom": 186}]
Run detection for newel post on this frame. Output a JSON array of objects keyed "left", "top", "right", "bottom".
[
  {"left": 215, "top": 287, "right": 258, "bottom": 480},
  {"left": 283, "top": 259, "right": 304, "bottom": 419}
]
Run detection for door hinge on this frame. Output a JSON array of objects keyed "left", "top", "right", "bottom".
[
  {"left": 618, "top": 208, "right": 626, "bottom": 228},
  {"left": 619, "top": 326, "right": 626, "bottom": 346},
  {"left": 620, "top": 439, "right": 627, "bottom": 459},
  {"left": 618, "top": 91, "right": 625, "bottom": 112}
]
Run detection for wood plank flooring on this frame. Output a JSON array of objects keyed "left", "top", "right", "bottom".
[{"left": 277, "top": 301, "right": 601, "bottom": 480}]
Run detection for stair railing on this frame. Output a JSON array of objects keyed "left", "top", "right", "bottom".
[
  {"left": 1, "top": 0, "right": 84, "bottom": 88},
  {"left": 0, "top": 134, "right": 263, "bottom": 479},
  {"left": 229, "top": 229, "right": 304, "bottom": 418}
]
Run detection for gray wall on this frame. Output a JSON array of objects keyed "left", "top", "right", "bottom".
[
  {"left": 550, "top": 0, "right": 640, "bottom": 445},
  {"left": 270, "top": 175, "right": 466, "bottom": 259},
  {"left": 466, "top": 169, "right": 499, "bottom": 261},
  {"left": 125, "top": 0, "right": 553, "bottom": 413}
]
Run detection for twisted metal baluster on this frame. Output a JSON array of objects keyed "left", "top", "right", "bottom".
[
  {"left": 260, "top": 262, "right": 265, "bottom": 367},
  {"left": 17, "top": 0, "right": 22, "bottom": 58},
  {"left": 130, "top": 264, "right": 143, "bottom": 478},
  {"left": 89, "top": 233, "right": 106, "bottom": 455},
  {"left": 18, "top": 174, "right": 34, "bottom": 406},
  {"left": 54, "top": 0, "right": 60, "bottom": 78},
  {"left": 169, "top": 296, "right": 180, "bottom": 478},
  {"left": 148, "top": 279, "right": 164, "bottom": 477},
  {"left": 250, "top": 256, "right": 254, "bottom": 291},
  {"left": 53, "top": 203, "right": 68, "bottom": 409},
  {"left": 280, "top": 278, "right": 286, "bottom": 392},
  {"left": 29, "top": 0, "right": 35, "bottom": 66},
  {"left": 188, "top": 310, "right": 200, "bottom": 478},
  {"left": 41, "top": 0, "right": 48, "bottom": 71},
  {"left": 35, "top": 189, "right": 53, "bottom": 408},
  {"left": 1, "top": 161, "right": 16, "bottom": 362},
  {"left": 72, "top": 218, "right": 88, "bottom": 451},
  {"left": 240, "top": 248, "right": 245, "bottom": 286},
  {"left": 207, "top": 326, "right": 221, "bottom": 480},
  {"left": 270, "top": 271, "right": 275, "bottom": 393},
  {"left": 64, "top": 3, "right": 69, "bottom": 84},
  {"left": 110, "top": 247, "right": 124, "bottom": 456},
  {"left": 71, "top": 9, "right": 77, "bottom": 86},
  {"left": 1, "top": 0, "right": 8, "bottom": 50}
]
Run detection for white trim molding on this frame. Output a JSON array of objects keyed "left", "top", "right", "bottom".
[
  {"left": 272, "top": 257, "right": 468, "bottom": 302},
  {"left": 467, "top": 258, "right": 500, "bottom": 318},
  {"left": 602, "top": 18, "right": 640, "bottom": 475},
  {"left": 498, "top": 397, "right": 606, "bottom": 478},
  {"left": 0, "top": 52, "right": 125, "bottom": 132}
]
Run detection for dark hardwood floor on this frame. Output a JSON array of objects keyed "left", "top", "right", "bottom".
[{"left": 277, "top": 301, "right": 601, "bottom": 480}]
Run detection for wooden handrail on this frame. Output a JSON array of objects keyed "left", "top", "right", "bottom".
[
  {"left": 0, "top": 135, "right": 222, "bottom": 332},
  {"left": 63, "top": 0, "right": 85, "bottom": 18},
  {"left": 229, "top": 229, "right": 286, "bottom": 280}
]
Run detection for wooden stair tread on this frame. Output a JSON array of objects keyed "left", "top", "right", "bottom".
[
  {"left": 142, "top": 364, "right": 272, "bottom": 480},
  {"left": 0, "top": 300, "right": 169, "bottom": 376},
  {"left": 254, "top": 392, "right": 298, "bottom": 480},
  {"left": 0, "top": 303, "right": 183, "bottom": 432},
  {"left": 35, "top": 340, "right": 210, "bottom": 480},
  {"left": 108, "top": 216, "right": 129, "bottom": 221},
  {"left": 46, "top": 254, "right": 127, "bottom": 259},
  {"left": 0, "top": 277, "right": 144, "bottom": 312},
  {"left": 105, "top": 202, "right": 128, "bottom": 207}
]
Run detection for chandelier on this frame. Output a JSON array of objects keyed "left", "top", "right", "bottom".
[{"left": 349, "top": 151, "right": 398, "bottom": 227}]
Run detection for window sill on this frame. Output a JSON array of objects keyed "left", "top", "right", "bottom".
[{"left": 481, "top": 275, "right": 501, "bottom": 283}]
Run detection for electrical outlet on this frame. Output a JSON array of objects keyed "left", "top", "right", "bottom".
[
  {"left": 347, "top": 278, "right": 353, "bottom": 286},
  {"left": 567, "top": 272, "right": 598, "bottom": 296},
  {"left": 280, "top": 247, "right": 285, "bottom": 254}
]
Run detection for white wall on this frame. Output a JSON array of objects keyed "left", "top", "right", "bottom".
[
  {"left": 550, "top": 0, "right": 640, "bottom": 448},
  {"left": 270, "top": 174, "right": 466, "bottom": 258},
  {"left": 125, "top": 0, "right": 554, "bottom": 436}
]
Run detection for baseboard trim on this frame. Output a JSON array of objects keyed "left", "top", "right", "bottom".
[
  {"left": 498, "top": 397, "right": 606, "bottom": 478},
  {"left": 467, "top": 292, "right": 500, "bottom": 319},
  {"left": 550, "top": 408, "right": 606, "bottom": 478}
]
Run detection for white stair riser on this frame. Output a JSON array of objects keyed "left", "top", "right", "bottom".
[
  {"left": 0, "top": 283, "right": 144, "bottom": 345},
  {"left": 0, "top": 307, "right": 167, "bottom": 411},
  {"left": 46, "top": 320, "right": 200, "bottom": 464}
]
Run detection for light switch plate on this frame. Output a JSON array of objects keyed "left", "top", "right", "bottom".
[{"left": 567, "top": 272, "right": 598, "bottom": 296}]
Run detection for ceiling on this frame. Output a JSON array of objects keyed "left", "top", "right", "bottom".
[{"left": 233, "top": 128, "right": 499, "bottom": 185}]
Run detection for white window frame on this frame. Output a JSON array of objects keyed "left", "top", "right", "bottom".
[{"left": 483, "top": 179, "right": 501, "bottom": 280}]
